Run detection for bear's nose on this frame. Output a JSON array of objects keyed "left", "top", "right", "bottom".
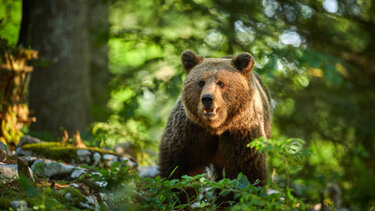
[{"left": 201, "top": 94, "right": 214, "bottom": 107}]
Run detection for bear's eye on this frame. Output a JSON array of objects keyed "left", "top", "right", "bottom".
[
  {"left": 217, "top": 81, "right": 225, "bottom": 88},
  {"left": 199, "top": 80, "right": 205, "bottom": 87}
]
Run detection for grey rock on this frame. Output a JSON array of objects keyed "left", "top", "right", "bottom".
[
  {"left": 30, "top": 159, "right": 45, "bottom": 176},
  {"left": 92, "top": 152, "right": 101, "bottom": 166},
  {"left": 71, "top": 168, "right": 86, "bottom": 179},
  {"left": 119, "top": 157, "right": 138, "bottom": 169},
  {"left": 17, "top": 135, "right": 42, "bottom": 149},
  {"left": 77, "top": 149, "right": 91, "bottom": 164},
  {"left": 0, "top": 164, "right": 18, "bottom": 183},
  {"left": 95, "top": 181, "right": 108, "bottom": 188},
  {"left": 21, "top": 156, "right": 38, "bottom": 165},
  {"left": 267, "top": 189, "right": 280, "bottom": 195},
  {"left": 139, "top": 165, "right": 159, "bottom": 178},
  {"left": 31, "top": 159, "right": 75, "bottom": 178},
  {"left": 99, "top": 192, "right": 108, "bottom": 201},
  {"left": 15, "top": 148, "right": 33, "bottom": 156},
  {"left": 10, "top": 200, "right": 27, "bottom": 210},
  {"left": 80, "top": 195, "right": 98, "bottom": 210},
  {"left": 0, "top": 141, "right": 12, "bottom": 156},
  {"left": 71, "top": 183, "right": 79, "bottom": 188},
  {"left": 65, "top": 192, "right": 73, "bottom": 202},
  {"left": 103, "top": 154, "right": 118, "bottom": 167},
  {"left": 91, "top": 172, "right": 102, "bottom": 176},
  {"left": 114, "top": 142, "right": 133, "bottom": 156},
  {"left": 44, "top": 161, "right": 74, "bottom": 178},
  {"left": 191, "top": 201, "right": 202, "bottom": 209},
  {"left": 15, "top": 136, "right": 42, "bottom": 156}
]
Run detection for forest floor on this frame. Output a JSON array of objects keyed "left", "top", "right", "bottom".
[{"left": 0, "top": 135, "right": 146, "bottom": 210}]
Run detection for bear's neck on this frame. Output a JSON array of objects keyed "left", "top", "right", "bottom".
[{"left": 210, "top": 98, "right": 266, "bottom": 137}]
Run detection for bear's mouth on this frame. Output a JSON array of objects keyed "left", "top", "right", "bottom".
[{"left": 203, "top": 107, "right": 217, "bottom": 118}]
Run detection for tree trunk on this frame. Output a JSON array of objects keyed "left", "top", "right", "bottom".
[
  {"left": 88, "top": 0, "right": 111, "bottom": 121},
  {"left": 21, "top": 0, "right": 91, "bottom": 136}
]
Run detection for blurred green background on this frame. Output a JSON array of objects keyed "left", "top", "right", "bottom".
[{"left": 1, "top": 0, "right": 374, "bottom": 209}]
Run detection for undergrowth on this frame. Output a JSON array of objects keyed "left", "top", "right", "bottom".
[{"left": 6, "top": 137, "right": 337, "bottom": 210}]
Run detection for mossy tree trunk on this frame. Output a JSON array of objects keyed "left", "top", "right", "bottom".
[{"left": 19, "top": 0, "right": 91, "bottom": 136}]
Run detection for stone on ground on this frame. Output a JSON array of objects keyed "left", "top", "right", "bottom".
[
  {"left": 0, "top": 164, "right": 18, "bottom": 183},
  {"left": 10, "top": 200, "right": 28, "bottom": 210}
]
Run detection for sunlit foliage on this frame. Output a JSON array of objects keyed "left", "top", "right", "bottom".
[{"left": 0, "top": 0, "right": 374, "bottom": 209}]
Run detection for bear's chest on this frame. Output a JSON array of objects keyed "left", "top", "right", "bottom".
[{"left": 211, "top": 131, "right": 259, "bottom": 168}]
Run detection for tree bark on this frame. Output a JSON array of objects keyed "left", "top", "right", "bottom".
[
  {"left": 88, "top": 0, "right": 111, "bottom": 121},
  {"left": 21, "top": 0, "right": 91, "bottom": 136}
]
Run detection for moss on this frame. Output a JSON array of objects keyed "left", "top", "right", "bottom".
[
  {"left": 24, "top": 186, "right": 86, "bottom": 210},
  {"left": 39, "top": 186, "right": 88, "bottom": 209},
  {"left": 22, "top": 142, "right": 117, "bottom": 163},
  {"left": 57, "top": 187, "right": 87, "bottom": 206},
  {"left": 0, "top": 198, "right": 12, "bottom": 209},
  {"left": 0, "top": 183, "right": 28, "bottom": 209},
  {"left": 27, "top": 187, "right": 66, "bottom": 210},
  {"left": 0, "top": 178, "right": 89, "bottom": 209}
]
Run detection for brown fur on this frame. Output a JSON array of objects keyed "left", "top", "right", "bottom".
[{"left": 159, "top": 50, "right": 272, "bottom": 186}]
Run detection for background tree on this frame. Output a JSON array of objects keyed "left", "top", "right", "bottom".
[
  {"left": 18, "top": 0, "right": 111, "bottom": 136},
  {"left": 88, "top": 0, "right": 111, "bottom": 121}
]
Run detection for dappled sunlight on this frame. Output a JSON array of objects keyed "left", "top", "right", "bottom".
[{"left": 0, "top": 0, "right": 374, "bottom": 209}]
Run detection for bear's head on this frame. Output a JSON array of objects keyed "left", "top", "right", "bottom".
[{"left": 181, "top": 50, "right": 256, "bottom": 134}]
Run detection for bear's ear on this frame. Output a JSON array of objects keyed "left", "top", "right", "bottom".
[
  {"left": 181, "top": 50, "right": 204, "bottom": 73},
  {"left": 231, "top": 52, "right": 254, "bottom": 76}
]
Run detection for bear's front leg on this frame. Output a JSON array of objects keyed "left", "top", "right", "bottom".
[
  {"left": 212, "top": 134, "right": 267, "bottom": 207},
  {"left": 159, "top": 137, "right": 213, "bottom": 179},
  {"left": 159, "top": 137, "right": 210, "bottom": 205},
  {"left": 159, "top": 140, "right": 192, "bottom": 179},
  {"left": 214, "top": 133, "right": 268, "bottom": 185}
]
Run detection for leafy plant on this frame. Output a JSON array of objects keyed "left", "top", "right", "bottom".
[
  {"left": 80, "top": 137, "right": 311, "bottom": 210},
  {"left": 249, "top": 137, "right": 308, "bottom": 187},
  {"left": 92, "top": 115, "right": 158, "bottom": 165}
]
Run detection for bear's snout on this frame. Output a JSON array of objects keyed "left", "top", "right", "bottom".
[{"left": 201, "top": 94, "right": 214, "bottom": 107}]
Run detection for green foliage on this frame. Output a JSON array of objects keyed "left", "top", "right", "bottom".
[
  {"left": 85, "top": 136, "right": 309, "bottom": 210},
  {"left": 0, "top": 176, "right": 76, "bottom": 210},
  {"left": 1, "top": 0, "right": 374, "bottom": 209},
  {"left": 0, "top": 137, "right": 348, "bottom": 210},
  {"left": 92, "top": 115, "right": 157, "bottom": 165},
  {"left": 249, "top": 137, "right": 307, "bottom": 186},
  {"left": 0, "top": 106, "right": 23, "bottom": 146},
  {"left": 0, "top": 0, "right": 22, "bottom": 46},
  {"left": 135, "top": 173, "right": 292, "bottom": 210},
  {"left": 83, "top": 160, "right": 134, "bottom": 191}
]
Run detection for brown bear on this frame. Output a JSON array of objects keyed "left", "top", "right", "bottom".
[{"left": 159, "top": 50, "right": 271, "bottom": 186}]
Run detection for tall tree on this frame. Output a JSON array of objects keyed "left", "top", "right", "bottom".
[
  {"left": 19, "top": 0, "right": 91, "bottom": 136},
  {"left": 88, "top": 0, "right": 111, "bottom": 121}
]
